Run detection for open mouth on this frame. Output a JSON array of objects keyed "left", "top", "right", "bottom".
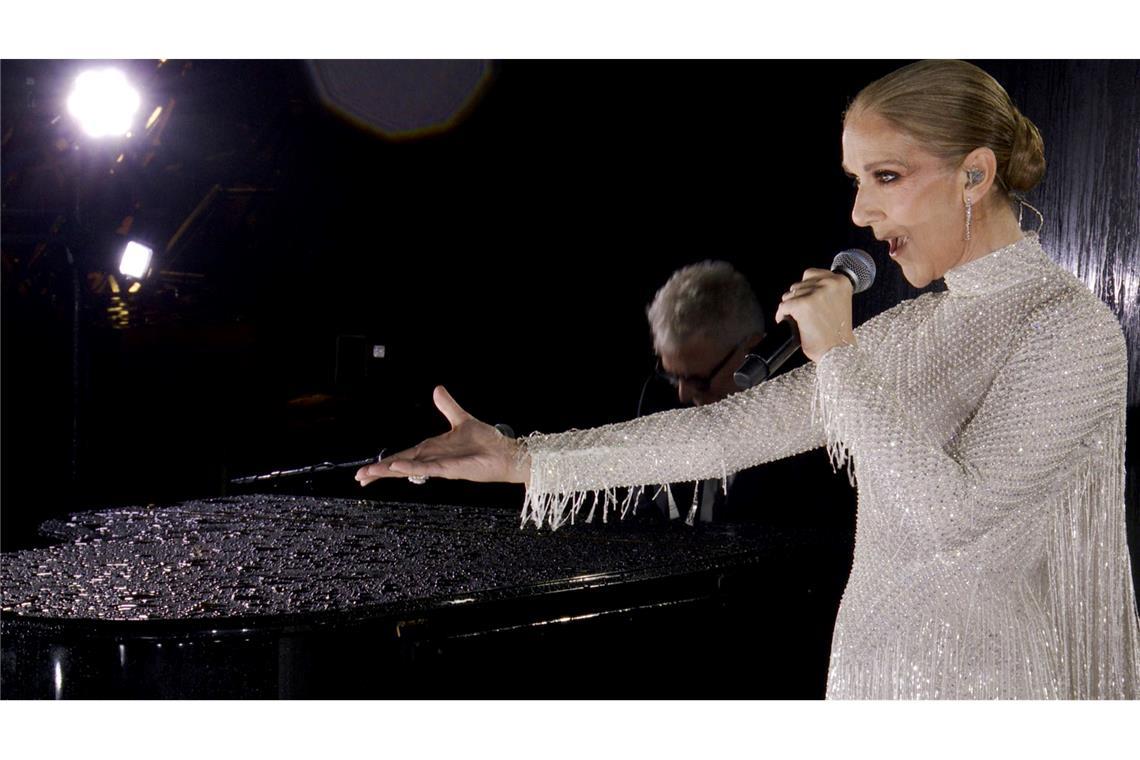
[{"left": 888, "top": 236, "right": 909, "bottom": 257}]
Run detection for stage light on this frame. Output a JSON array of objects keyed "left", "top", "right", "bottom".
[
  {"left": 118, "top": 241, "right": 153, "bottom": 279},
  {"left": 66, "top": 68, "right": 141, "bottom": 139}
]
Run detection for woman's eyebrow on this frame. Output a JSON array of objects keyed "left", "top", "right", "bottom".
[{"left": 842, "top": 158, "right": 909, "bottom": 175}]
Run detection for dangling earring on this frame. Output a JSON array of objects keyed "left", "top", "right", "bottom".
[{"left": 964, "top": 196, "right": 973, "bottom": 241}]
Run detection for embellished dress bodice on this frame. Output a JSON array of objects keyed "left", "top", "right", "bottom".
[{"left": 519, "top": 235, "right": 1140, "bottom": 698}]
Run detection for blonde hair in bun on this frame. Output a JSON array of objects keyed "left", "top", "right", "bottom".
[
  {"left": 848, "top": 60, "right": 1046, "bottom": 196},
  {"left": 1005, "top": 110, "right": 1047, "bottom": 193}
]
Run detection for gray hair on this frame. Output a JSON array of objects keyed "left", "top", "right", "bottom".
[{"left": 646, "top": 260, "right": 765, "bottom": 354}]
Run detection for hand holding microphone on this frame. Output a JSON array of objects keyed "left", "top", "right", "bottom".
[{"left": 735, "top": 249, "right": 875, "bottom": 387}]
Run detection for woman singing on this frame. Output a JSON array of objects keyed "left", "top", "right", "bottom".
[{"left": 356, "top": 60, "right": 1140, "bottom": 699}]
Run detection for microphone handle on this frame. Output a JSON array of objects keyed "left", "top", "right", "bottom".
[
  {"left": 765, "top": 327, "right": 802, "bottom": 374},
  {"left": 733, "top": 322, "right": 801, "bottom": 388},
  {"left": 733, "top": 254, "right": 866, "bottom": 389}
]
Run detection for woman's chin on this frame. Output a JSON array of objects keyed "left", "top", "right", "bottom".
[{"left": 898, "top": 262, "right": 934, "bottom": 289}]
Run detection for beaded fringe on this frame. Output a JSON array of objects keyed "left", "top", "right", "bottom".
[
  {"left": 521, "top": 445, "right": 730, "bottom": 530},
  {"left": 812, "top": 381, "right": 858, "bottom": 488},
  {"left": 819, "top": 399, "right": 1140, "bottom": 698},
  {"left": 1044, "top": 415, "right": 1140, "bottom": 697},
  {"left": 521, "top": 481, "right": 640, "bottom": 531},
  {"left": 521, "top": 476, "right": 719, "bottom": 530}
]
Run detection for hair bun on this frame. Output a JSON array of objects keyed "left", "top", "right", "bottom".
[{"left": 1004, "top": 111, "right": 1046, "bottom": 193}]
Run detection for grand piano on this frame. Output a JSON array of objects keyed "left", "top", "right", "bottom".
[{"left": 1, "top": 495, "right": 850, "bottom": 699}]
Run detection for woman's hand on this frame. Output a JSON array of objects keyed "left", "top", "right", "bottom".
[
  {"left": 354, "top": 386, "right": 530, "bottom": 487},
  {"left": 774, "top": 268, "right": 856, "bottom": 362}
]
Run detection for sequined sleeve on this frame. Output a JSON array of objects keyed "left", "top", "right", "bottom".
[
  {"left": 519, "top": 361, "right": 824, "bottom": 529},
  {"left": 813, "top": 293, "right": 1126, "bottom": 545}
]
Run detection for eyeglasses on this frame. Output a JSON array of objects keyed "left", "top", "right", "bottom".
[{"left": 654, "top": 340, "right": 745, "bottom": 393}]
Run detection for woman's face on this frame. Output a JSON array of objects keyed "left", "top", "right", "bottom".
[{"left": 842, "top": 110, "right": 969, "bottom": 288}]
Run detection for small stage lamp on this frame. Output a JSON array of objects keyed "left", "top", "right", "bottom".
[
  {"left": 118, "top": 240, "right": 153, "bottom": 279},
  {"left": 66, "top": 68, "right": 141, "bottom": 139}
]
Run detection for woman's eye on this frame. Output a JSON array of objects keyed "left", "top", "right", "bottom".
[{"left": 848, "top": 171, "right": 898, "bottom": 188}]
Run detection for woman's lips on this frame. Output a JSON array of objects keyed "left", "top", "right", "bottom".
[{"left": 888, "top": 236, "right": 908, "bottom": 258}]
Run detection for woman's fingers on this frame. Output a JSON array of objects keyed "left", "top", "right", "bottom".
[
  {"left": 382, "top": 454, "right": 481, "bottom": 483},
  {"left": 781, "top": 268, "right": 832, "bottom": 302},
  {"left": 387, "top": 457, "right": 460, "bottom": 479},
  {"left": 354, "top": 443, "right": 424, "bottom": 484},
  {"left": 433, "top": 385, "right": 472, "bottom": 429},
  {"left": 355, "top": 387, "right": 521, "bottom": 488},
  {"left": 781, "top": 284, "right": 819, "bottom": 302},
  {"left": 355, "top": 459, "right": 403, "bottom": 485},
  {"left": 355, "top": 461, "right": 393, "bottom": 486},
  {"left": 355, "top": 421, "right": 485, "bottom": 487},
  {"left": 773, "top": 270, "right": 855, "bottom": 361}
]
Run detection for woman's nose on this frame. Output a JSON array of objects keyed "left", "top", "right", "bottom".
[{"left": 850, "top": 186, "right": 879, "bottom": 228}]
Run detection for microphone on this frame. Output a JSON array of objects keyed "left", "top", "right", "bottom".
[{"left": 734, "top": 249, "right": 876, "bottom": 388}]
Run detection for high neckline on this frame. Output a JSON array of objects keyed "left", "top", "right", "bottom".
[{"left": 942, "top": 233, "right": 1047, "bottom": 297}]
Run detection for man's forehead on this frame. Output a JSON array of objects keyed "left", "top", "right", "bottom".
[{"left": 661, "top": 335, "right": 726, "bottom": 362}]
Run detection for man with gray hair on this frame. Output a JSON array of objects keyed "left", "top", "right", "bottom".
[
  {"left": 636, "top": 260, "right": 853, "bottom": 692},
  {"left": 642, "top": 261, "right": 766, "bottom": 523},
  {"left": 640, "top": 259, "right": 854, "bottom": 536},
  {"left": 647, "top": 260, "right": 766, "bottom": 408}
]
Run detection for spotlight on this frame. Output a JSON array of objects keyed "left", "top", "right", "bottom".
[
  {"left": 66, "top": 68, "right": 141, "bottom": 139},
  {"left": 118, "top": 241, "right": 153, "bottom": 279}
]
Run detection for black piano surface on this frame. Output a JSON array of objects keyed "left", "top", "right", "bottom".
[{"left": 1, "top": 495, "right": 851, "bottom": 699}]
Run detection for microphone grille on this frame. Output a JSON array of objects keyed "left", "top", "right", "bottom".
[{"left": 832, "top": 248, "right": 876, "bottom": 294}]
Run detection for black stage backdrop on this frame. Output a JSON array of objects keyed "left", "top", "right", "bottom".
[{"left": 2, "top": 61, "right": 1137, "bottom": 591}]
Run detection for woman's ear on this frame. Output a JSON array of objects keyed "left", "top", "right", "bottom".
[{"left": 960, "top": 146, "right": 999, "bottom": 203}]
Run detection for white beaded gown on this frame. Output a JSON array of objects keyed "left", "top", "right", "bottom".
[{"left": 518, "top": 234, "right": 1140, "bottom": 699}]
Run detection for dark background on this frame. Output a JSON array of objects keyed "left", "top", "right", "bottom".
[{"left": 2, "top": 61, "right": 1137, "bottom": 587}]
